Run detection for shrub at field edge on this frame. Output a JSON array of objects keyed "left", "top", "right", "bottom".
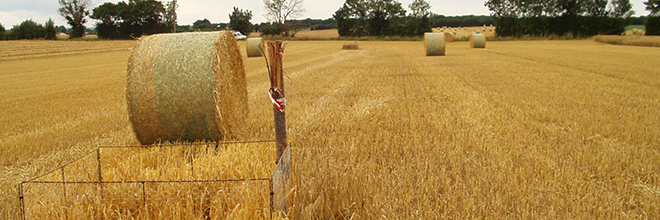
[{"left": 646, "top": 16, "right": 660, "bottom": 35}]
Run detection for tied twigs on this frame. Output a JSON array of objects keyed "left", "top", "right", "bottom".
[
  {"left": 262, "top": 40, "right": 292, "bottom": 216},
  {"left": 263, "top": 41, "right": 288, "bottom": 163}
]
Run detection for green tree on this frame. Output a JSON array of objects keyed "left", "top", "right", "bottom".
[
  {"left": 409, "top": 0, "right": 430, "bottom": 17},
  {"left": 263, "top": 0, "right": 305, "bottom": 24},
  {"left": 407, "top": 0, "right": 431, "bottom": 36},
  {"left": 91, "top": 0, "right": 167, "bottom": 39},
  {"left": 647, "top": 0, "right": 660, "bottom": 35},
  {"left": 334, "top": 0, "right": 370, "bottom": 36},
  {"left": 645, "top": 0, "right": 660, "bottom": 15},
  {"left": 58, "top": 0, "right": 91, "bottom": 38},
  {"left": 334, "top": 0, "right": 407, "bottom": 37},
  {"left": 263, "top": 0, "right": 305, "bottom": 35},
  {"left": 55, "top": 25, "right": 67, "bottom": 33},
  {"left": 0, "top": 23, "right": 5, "bottom": 40},
  {"left": 164, "top": 0, "right": 178, "bottom": 32},
  {"left": 369, "top": 0, "right": 406, "bottom": 36},
  {"left": 45, "top": 18, "right": 57, "bottom": 40},
  {"left": 585, "top": 0, "right": 609, "bottom": 16},
  {"left": 610, "top": 0, "right": 634, "bottom": 18},
  {"left": 12, "top": 19, "right": 45, "bottom": 40},
  {"left": 193, "top": 18, "right": 216, "bottom": 30},
  {"left": 91, "top": 2, "right": 120, "bottom": 39},
  {"left": 486, "top": 0, "right": 628, "bottom": 37},
  {"left": 119, "top": 0, "right": 165, "bottom": 37},
  {"left": 229, "top": 7, "right": 253, "bottom": 36}
]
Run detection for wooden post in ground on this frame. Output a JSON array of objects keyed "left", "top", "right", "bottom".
[
  {"left": 267, "top": 40, "right": 291, "bottom": 216},
  {"left": 267, "top": 40, "right": 287, "bottom": 163}
]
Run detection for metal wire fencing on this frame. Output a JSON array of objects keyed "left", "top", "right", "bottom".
[{"left": 19, "top": 141, "right": 278, "bottom": 219}]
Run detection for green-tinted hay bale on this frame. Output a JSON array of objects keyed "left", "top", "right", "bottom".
[
  {"left": 424, "top": 32, "right": 446, "bottom": 56},
  {"left": 470, "top": 33, "right": 486, "bottom": 48},
  {"left": 127, "top": 31, "right": 248, "bottom": 145},
  {"left": 246, "top": 37, "right": 263, "bottom": 57}
]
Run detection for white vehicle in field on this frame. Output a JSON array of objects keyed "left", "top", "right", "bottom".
[{"left": 232, "top": 31, "right": 247, "bottom": 40}]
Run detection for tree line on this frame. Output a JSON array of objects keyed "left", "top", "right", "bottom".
[
  {"left": 2, "top": 0, "right": 659, "bottom": 40},
  {"left": 430, "top": 15, "right": 494, "bottom": 28},
  {"left": 91, "top": 0, "right": 176, "bottom": 39},
  {"left": 0, "top": 19, "right": 61, "bottom": 40},
  {"left": 485, "top": 0, "right": 636, "bottom": 37},
  {"left": 646, "top": 0, "right": 660, "bottom": 35},
  {"left": 333, "top": 0, "right": 433, "bottom": 37}
]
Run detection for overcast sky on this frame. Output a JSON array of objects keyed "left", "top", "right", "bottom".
[{"left": 0, "top": 0, "right": 652, "bottom": 28}]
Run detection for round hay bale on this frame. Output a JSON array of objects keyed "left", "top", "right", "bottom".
[
  {"left": 342, "top": 42, "right": 359, "bottom": 50},
  {"left": 246, "top": 37, "right": 263, "bottom": 57},
  {"left": 127, "top": 31, "right": 248, "bottom": 145},
  {"left": 470, "top": 33, "right": 486, "bottom": 48},
  {"left": 424, "top": 32, "right": 446, "bottom": 56},
  {"left": 444, "top": 31, "right": 455, "bottom": 42}
]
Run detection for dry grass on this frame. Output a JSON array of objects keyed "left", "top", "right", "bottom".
[
  {"left": 1, "top": 39, "right": 659, "bottom": 219},
  {"left": 293, "top": 29, "right": 340, "bottom": 39},
  {"left": 21, "top": 142, "right": 275, "bottom": 219},
  {"left": 0, "top": 40, "right": 134, "bottom": 61},
  {"left": 593, "top": 35, "right": 660, "bottom": 47}
]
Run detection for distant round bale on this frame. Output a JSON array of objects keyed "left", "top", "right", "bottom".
[
  {"left": 342, "top": 42, "right": 359, "bottom": 50},
  {"left": 444, "top": 31, "right": 455, "bottom": 42},
  {"left": 424, "top": 32, "right": 446, "bottom": 56},
  {"left": 246, "top": 37, "right": 263, "bottom": 57},
  {"left": 470, "top": 32, "right": 486, "bottom": 48},
  {"left": 126, "top": 31, "right": 248, "bottom": 145}
]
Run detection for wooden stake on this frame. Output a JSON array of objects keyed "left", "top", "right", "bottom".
[
  {"left": 267, "top": 40, "right": 291, "bottom": 215},
  {"left": 267, "top": 41, "right": 287, "bottom": 163}
]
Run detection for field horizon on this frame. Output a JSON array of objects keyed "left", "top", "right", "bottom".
[{"left": 1, "top": 37, "right": 659, "bottom": 219}]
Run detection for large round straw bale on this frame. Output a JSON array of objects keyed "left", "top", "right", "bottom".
[
  {"left": 444, "top": 31, "right": 455, "bottom": 42},
  {"left": 246, "top": 37, "right": 263, "bottom": 57},
  {"left": 127, "top": 31, "right": 248, "bottom": 145},
  {"left": 424, "top": 32, "right": 446, "bottom": 56},
  {"left": 470, "top": 33, "right": 486, "bottom": 48}
]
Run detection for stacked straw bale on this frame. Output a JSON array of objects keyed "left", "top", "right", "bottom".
[
  {"left": 424, "top": 32, "right": 446, "bottom": 56},
  {"left": 246, "top": 37, "right": 263, "bottom": 57},
  {"left": 126, "top": 31, "right": 248, "bottom": 145},
  {"left": 470, "top": 32, "right": 486, "bottom": 48}
]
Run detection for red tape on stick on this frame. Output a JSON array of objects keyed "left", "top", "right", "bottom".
[{"left": 268, "top": 88, "right": 286, "bottom": 112}]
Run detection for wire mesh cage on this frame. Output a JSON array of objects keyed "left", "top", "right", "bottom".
[{"left": 19, "top": 141, "right": 278, "bottom": 219}]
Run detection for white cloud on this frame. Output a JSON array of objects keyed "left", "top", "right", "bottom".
[{"left": 0, "top": 10, "right": 63, "bottom": 28}]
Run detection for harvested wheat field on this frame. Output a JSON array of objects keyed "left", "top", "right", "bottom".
[
  {"left": 593, "top": 35, "right": 660, "bottom": 47},
  {"left": 1, "top": 39, "right": 659, "bottom": 219}
]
